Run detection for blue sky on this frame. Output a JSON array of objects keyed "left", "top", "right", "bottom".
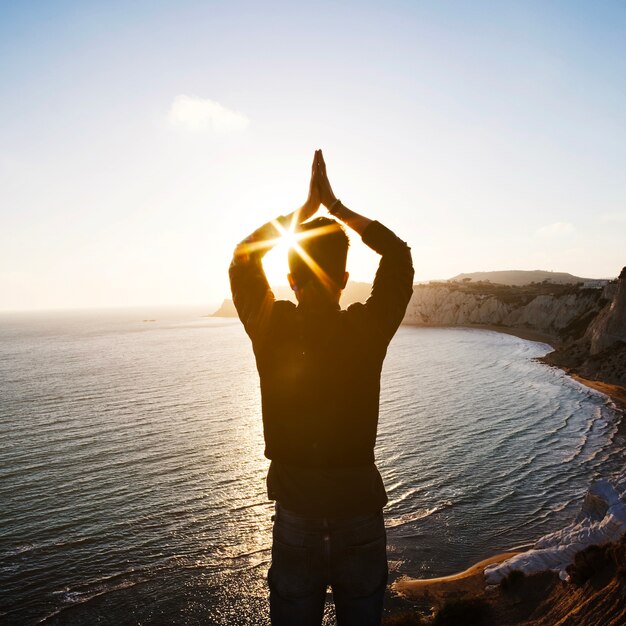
[{"left": 1, "top": 1, "right": 624, "bottom": 310}]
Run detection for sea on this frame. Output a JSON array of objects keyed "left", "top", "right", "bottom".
[{"left": 0, "top": 308, "right": 623, "bottom": 625}]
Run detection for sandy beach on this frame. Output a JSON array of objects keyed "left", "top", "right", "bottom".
[
  {"left": 571, "top": 374, "right": 626, "bottom": 413},
  {"left": 392, "top": 551, "right": 520, "bottom": 601}
]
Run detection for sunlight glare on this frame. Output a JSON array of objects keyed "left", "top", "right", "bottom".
[{"left": 262, "top": 218, "right": 338, "bottom": 288}]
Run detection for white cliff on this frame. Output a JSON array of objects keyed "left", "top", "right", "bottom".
[
  {"left": 403, "top": 284, "right": 606, "bottom": 339},
  {"left": 484, "top": 478, "right": 626, "bottom": 584}
]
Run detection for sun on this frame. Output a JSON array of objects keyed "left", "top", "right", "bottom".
[
  {"left": 260, "top": 217, "right": 339, "bottom": 288},
  {"left": 262, "top": 232, "right": 294, "bottom": 287}
]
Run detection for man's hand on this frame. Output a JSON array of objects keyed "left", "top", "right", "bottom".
[
  {"left": 298, "top": 150, "right": 323, "bottom": 222},
  {"left": 312, "top": 149, "right": 372, "bottom": 235},
  {"left": 315, "top": 149, "right": 338, "bottom": 209}
]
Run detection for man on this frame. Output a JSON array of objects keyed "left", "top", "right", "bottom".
[{"left": 229, "top": 150, "right": 414, "bottom": 625}]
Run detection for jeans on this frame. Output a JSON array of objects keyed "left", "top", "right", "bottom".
[{"left": 268, "top": 503, "right": 388, "bottom": 626}]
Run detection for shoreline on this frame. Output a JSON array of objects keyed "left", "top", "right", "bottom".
[
  {"left": 569, "top": 374, "right": 626, "bottom": 436},
  {"left": 393, "top": 322, "right": 626, "bottom": 612},
  {"left": 403, "top": 322, "right": 558, "bottom": 347},
  {"left": 392, "top": 551, "right": 520, "bottom": 603},
  {"left": 457, "top": 323, "right": 558, "bottom": 347},
  {"left": 569, "top": 374, "right": 626, "bottom": 414}
]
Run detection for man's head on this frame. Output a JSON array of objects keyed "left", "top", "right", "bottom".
[{"left": 287, "top": 217, "right": 349, "bottom": 302}]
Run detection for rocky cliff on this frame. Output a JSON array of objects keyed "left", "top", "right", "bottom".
[
  {"left": 403, "top": 281, "right": 608, "bottom": 341},
  {"left": 587, "top": 267, "right": 626, "bottom": 354},
  {"left": 541, "top": 268, "right": 626, "bottom": 387}
]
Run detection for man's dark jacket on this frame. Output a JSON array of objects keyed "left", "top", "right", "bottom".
[{"left": 229, "top": 220, "right": 414, "bottom": 515}]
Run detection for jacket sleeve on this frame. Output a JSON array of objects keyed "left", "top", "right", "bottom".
[
  {"left": 228, "top": 221, "right": 278, "bottom": 342},
  {"left": 357, "top": 220, "right": 414, "bottom": 344}
]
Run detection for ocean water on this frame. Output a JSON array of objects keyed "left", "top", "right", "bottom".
[{"left": 0, "top": 309, "right": 623, "bottom": 625}]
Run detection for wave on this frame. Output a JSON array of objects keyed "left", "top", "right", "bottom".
[
  {"left": 37, "top": 574, "right": 150, "bottom": 624},
  {"left": 386, "top": 505, "right": 448, "bottom": 529}
]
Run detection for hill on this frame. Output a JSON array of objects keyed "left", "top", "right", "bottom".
[
  {"left": 450, "top": 270, "right": 593, "bottom": 286},
  {"left": 211, "top": 281, "right": 372, "bottom": 317}
]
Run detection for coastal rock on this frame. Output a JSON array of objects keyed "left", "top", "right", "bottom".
[
  {"left": 542, "top": 268, "right": 626, "bottom": 386},
  {"left": 586, "top": 267, "right": 626, "bottom": 355},
  {"left": 212, "top": 298, "right": 238, "bottom": 317},
  {"left": 403, "top": 283, "right": 605, "bottom": 338}
]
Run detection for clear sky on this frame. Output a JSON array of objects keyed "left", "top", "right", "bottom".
[{"left": 1, "top": 0, "right": 624, "bottom": 311}]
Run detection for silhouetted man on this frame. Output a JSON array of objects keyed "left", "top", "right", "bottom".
[{"left": 229, "top": 150, "right": 414, "bottom": 625}]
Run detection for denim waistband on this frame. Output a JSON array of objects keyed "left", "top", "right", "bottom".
[{"left": 274, "top": 501, "right": 383, "bottom": 530}]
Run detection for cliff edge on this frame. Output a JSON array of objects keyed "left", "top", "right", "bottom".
[
  {"left": 542, "top": 267, "right": 626, "bottom": 388},
  {"left": 587, "top": 267, "right": 626, "bottom": 355},
  {"left": 403, "top": 280, "right": 608, "bottom": 342}
]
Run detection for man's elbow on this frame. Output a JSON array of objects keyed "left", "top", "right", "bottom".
[
  {"left": 403, "top": 254, "right": 415, "bottom": 298},
  {"left": 401, "top": 246, "right": 415, "bottom": 281}
]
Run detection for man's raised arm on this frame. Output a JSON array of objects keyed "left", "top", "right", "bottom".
[{"left": 315, "top": 150, "right": 415, "bottom": 342}]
